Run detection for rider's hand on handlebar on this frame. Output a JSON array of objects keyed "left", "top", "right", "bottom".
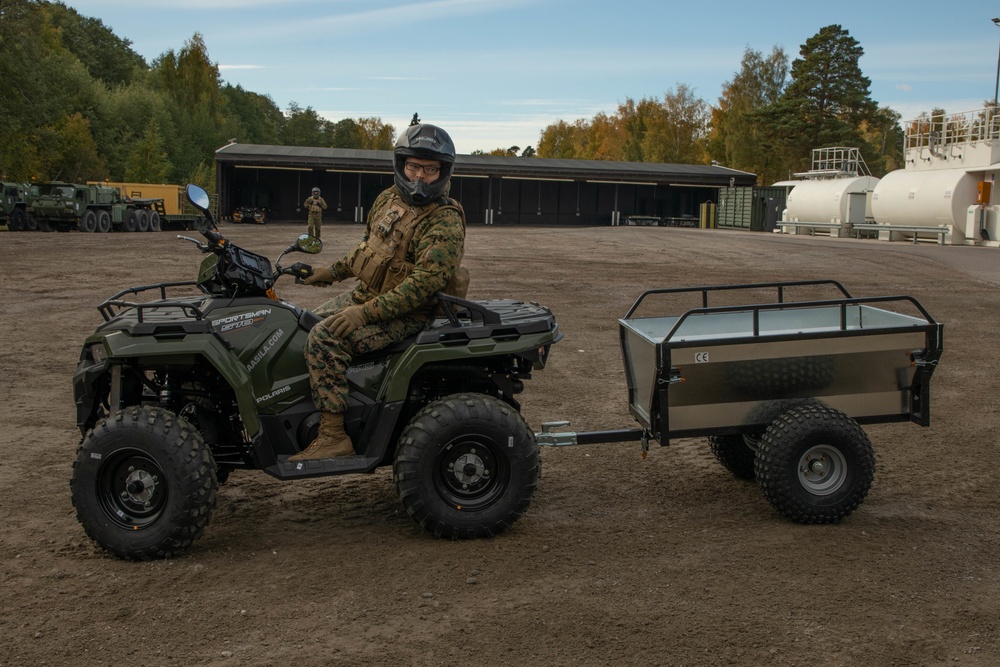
[{"left": 303, "top": 265, "right": 336, "bottom": 286}]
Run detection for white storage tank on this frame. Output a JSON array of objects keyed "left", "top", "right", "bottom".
[
  {"left": 870, "top": 168, "right": 978, "bottom": 228},
  {"left": 785, "top": 176, "right": 879, "bottom": 223}
]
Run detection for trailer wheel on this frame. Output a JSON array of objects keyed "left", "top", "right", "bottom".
[
  {"left": 394, "top": 393, "right": 539, "bottom": 539},
  {"left": 149, "top": 211, "right": 161, "bottom": 232},
  {"left": 70, "top": 405, "right": 217, "bottom": 560},
  {"left": 754, "top": 404, "right": 874, "bottom": 524},
  {"left": 81, "top": 209, "right": 98, "bottom": 232},
  {"left": 97, "top": 210, "right": 111, "bottom": 233},
  {"left": 708, "top": 434, "right": 758, "bottom": 480},
  {"left": 137, "top": 209, "right": 150, "bottom": 232}
]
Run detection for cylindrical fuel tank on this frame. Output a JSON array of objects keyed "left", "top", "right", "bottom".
[
  {"left": 871, "top": 168, "right": 978, "bottom": 227},
  {"left": 785, "top": 176, "right": 879, "bottom": 222}
]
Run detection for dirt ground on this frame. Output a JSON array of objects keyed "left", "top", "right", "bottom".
[{"left": 1, "top": 220, "right": 998, "bottom": 667}]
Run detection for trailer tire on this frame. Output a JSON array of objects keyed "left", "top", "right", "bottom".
[
  {"left": 81, "top": 209, "right": 98, "bottom": 232},
  {"left": 394, "top": 393, "right": 539, "bottom": 539},
  {"left": 754, "top": 404, "right": 874, "bottom": 524},
  {"left": 97, "top": 210, "right": 112, "bottom": 233},
  {"left": 124, "top": 209, "right": 139, "bottom": 232},
  {"left": 70, "top": 405, "right": 217, "bottom": 560},
  {"left": 149, "top": 211, "right": 161, "bottom": 231},
  {"left": 708, "top": 434, "right": 758, "bottom": 480},
  {"left": 137, "top": 209, "right": 150, "bottom": 232}
]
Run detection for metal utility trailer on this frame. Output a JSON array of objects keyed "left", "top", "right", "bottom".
[{"left": 538, "top": 280, "right": 943, "bottom": 523}]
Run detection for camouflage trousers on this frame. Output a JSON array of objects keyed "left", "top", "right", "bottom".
[
  {"left": 307, "top": 214, "right": 322, "bottom": 238},
  {"left": 305, "top": 291, "right": 427, "bottom": 413}
]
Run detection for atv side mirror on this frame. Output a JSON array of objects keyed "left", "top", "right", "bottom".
[
  {"left": 294, "top": 234, "right": 322, "bottom": 254},
  {"left": 186, "top": 184, "right": 211, "bottom": 212}
]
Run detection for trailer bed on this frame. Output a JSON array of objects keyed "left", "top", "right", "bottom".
[{"left": 619, "top": 281, "right": 943, "bottom": 441}]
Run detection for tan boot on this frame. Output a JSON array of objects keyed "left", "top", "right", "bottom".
[{"left": 288, "top": 412, "right": 355, "bottom": 460}]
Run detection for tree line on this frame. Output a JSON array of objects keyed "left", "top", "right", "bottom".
[
  {"left": 535, "top": 25, "right": 919, "bottom": 184},
  {"left": 0, "top": 0, "right": 395, "bottom": 189},
  {"left": 0, "top": 3, "right": 967, "bottom": 187}
]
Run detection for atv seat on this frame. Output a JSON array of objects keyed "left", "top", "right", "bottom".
[{"left": 297, "top": 309, "right": 421, "bottom": 360}]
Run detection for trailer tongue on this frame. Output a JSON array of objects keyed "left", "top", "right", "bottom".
[{"left": 537, "top": 280, "right": 943, "bottom": 524}]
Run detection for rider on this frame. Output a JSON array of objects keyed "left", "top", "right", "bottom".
[{"left": 290, "top": 123, "right": 467, "bottom": 460}]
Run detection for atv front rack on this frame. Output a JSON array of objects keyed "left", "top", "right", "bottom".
[{"left": 98, "top": 281, "right": 205, "bottom": 322}]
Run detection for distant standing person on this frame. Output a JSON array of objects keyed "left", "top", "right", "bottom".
[{"left": 304, "top": 187, "right": 327, "bottom": 238}]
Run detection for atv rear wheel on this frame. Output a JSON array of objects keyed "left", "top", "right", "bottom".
[
  {"left": 70, "top": 405, "right": 218, "bottom": 560},
  {"left": 394, "top": 393, "right": 539, "bottom": 539}
]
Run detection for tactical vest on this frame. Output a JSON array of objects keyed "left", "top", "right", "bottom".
[{"left": 348, "top": 195, "right": 466, "bottom": 296}]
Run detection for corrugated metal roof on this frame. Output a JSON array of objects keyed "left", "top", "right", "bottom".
[{"left": 215, "top": 143, "right": 757, "bottom": 186}]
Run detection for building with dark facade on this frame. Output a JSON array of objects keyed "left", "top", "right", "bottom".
[{"left": 214, "top": 143, "right": 758, "bottom": 227}]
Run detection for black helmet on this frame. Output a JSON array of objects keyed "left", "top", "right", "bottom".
[
  {"left": 393, "top": 124, "right": 456, "bottom": 206},
  {"left": 311, "top": 187, "right": 320, "bottom": 195}
]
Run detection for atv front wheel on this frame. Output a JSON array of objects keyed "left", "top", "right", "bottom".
[
  {"left": 394, "top": 393, "right": 540, "bottom": 539},
  {"left": 70, "top": 405, "right": 218, "bottom": 560}
]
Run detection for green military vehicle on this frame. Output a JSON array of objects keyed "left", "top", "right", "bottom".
[
  {"left": 1, "top": 181, "right": 32, "bottom": 231},
  {"left": 27, "top": 181, "right": 173, "bottom": 233}
]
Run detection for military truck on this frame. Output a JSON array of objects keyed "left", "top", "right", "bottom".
[
  {"left": 1, "top": 181, "right": 31, "bottom": 231},
  {"left": 26, "top": 182, "right": 205, "bottom": 233}
]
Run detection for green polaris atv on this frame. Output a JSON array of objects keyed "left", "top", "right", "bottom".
[{"left": 71, "top": 184, "right": 561, "bottom": 560}]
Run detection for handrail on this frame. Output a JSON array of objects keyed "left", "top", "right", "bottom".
[
  {"left": 658, "top": 294, "right": 937, "bottom": 343},
  {"left": 623, "top": 280, "right": 852, "bottom": 319}
]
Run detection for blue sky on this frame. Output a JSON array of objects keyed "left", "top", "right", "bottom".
[{"left": 68, "top": 0, "right": 1000, "bottom": 153}]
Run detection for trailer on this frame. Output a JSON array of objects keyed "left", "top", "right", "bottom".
[{"left": 538, "top": 280, "right": 943, "bottom": 523}]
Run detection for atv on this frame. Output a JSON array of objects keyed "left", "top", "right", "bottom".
[{"left": 71, "top": 184, "right": 561, "bottom": 560}]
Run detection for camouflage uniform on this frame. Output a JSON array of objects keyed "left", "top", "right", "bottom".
[
  {"left": 305, "top": 186, "right": 465, "bottom": 413},
  {"left": 304, "top": 195, "right": 327, "bottom": 238}
]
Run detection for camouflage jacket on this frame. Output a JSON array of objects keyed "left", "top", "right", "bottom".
[
  {"left": 328, "top": 187, "right": 465, "bottom": 322},
  {"left": 304, "top": 196, "right": 327, "bottom": 216}
]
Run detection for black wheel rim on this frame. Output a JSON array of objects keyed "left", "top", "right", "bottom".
[
  {"left": 434, "top": 435, "right": 510, "bottom": 512},
  {"left": 96, "top": 448, "right": 168, "bottom": 529}
]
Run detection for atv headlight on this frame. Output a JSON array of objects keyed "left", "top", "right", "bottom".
[{"left": 88, "top": 342, "right": 108, "bottom": 364}]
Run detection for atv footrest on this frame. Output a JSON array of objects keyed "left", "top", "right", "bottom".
[{"left": 266, "top": 455, "right": 380, "bottom": 480}]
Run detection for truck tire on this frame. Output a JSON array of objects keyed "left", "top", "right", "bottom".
[
  {"left": 70, "top": 405, "right": 217, "bottom": 560},
  {"left": 124, "top": 209, "right": 139, "bottom": 232},
  {"left": 137, "top": 209, "right": 150, "bottom": 232},
  {"left": 708, "top": 434, "right": 757, "bottom": 480},
  {"left": 26, "top": 212, "right": 38, "bottom": 231},
  {"left": 149, "top": 211, "right": 161, "bottom": 232},
  {"left": 81, "top": 209, "right": 98, "bottom": 232},
  {"left": 9, "top": 207, "right": 26, "bottom": 231},
  {"left": 97, "top": 210, "right": 112, "bottom": 233},
  {"left": 754, "top": 404, "right": 874, "bottom": 524},
  {"left": 394, "top": 393, "right": 540, "bottom": 539}
]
